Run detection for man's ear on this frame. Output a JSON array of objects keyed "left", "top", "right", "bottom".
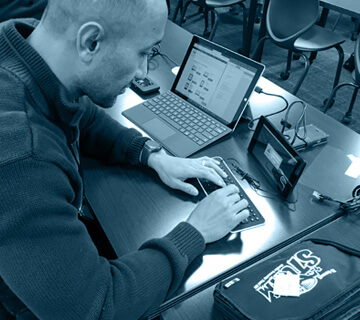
[{"left": 77, "top": 22, "right": 105, "bottom": 63}]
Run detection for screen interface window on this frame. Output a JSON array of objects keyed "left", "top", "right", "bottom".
[
  {"left": 175, "top": 43, "right": 256, "bottom": 124},
  {"left": 253, "top": 126, "right": 298, "bottom": 191}
]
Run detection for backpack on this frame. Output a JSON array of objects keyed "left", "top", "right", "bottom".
[{"left": 214, "top": 237, "right": 360, "bottom": 320}]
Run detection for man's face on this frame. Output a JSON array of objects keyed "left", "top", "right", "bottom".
[{"left": 81, "top": 4, "right": 167, "bottom": 108}]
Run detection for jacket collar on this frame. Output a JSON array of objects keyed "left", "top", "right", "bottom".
[{"left": 1, "top": 19, "right": 87, "bottom": 127}]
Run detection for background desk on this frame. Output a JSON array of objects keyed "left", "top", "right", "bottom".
[
  {"left": 319, "top": 0, "right": 360, "bottom": 20},
  {"left": 82, "top": 21, "right": 360, "bottom": 319}
]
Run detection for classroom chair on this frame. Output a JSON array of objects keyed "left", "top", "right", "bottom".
[
  {"left": 172, "top": 0, "right": 247, "bottom": 42},
  {"left": 251, "top": 0, "right": 345, "bottom": 96},
  {"left": 323, "top": 37, "right": 360, "bottom": 124}
]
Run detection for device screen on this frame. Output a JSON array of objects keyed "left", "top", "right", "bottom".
[
  {"left": 248, "top": 117, "right": 306, "bottom": 198},
  {"left": 253, "top": 126, "right": 297, "bottom": 190},
  {"left": 173, "top": 41, "right": 258, "bottom": 124}
]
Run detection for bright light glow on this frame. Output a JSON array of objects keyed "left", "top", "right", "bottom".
[
  {"left": 171, "top": 66, "right": 180, "bottom": 75},
  {"left": 346, "top": 154, "right": 360, "bottom": 178}
]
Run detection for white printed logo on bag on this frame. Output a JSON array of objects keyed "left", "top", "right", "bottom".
[{"left": 254, "top": 249, "right": 337, "bottom": 303}]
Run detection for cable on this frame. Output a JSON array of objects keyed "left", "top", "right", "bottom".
[
  {"left": 312, "top": 189, "right": 360, "bottom": 213},
  {"left": 227, "top": 158, "right": 298, "bottom": 206},
  {"left": 248, "top": 88, "right": 309, "bottom": 151},
  {"left": 149, "top": 44, "right": 178, "bottom": 66},
  {"left": 248, "top": 87, "right": 289, "bottom": 131},
  {"left": 280, "top": 100, "right": 308, "bottom": 146},
  {"left": 227, "top": 158, "right": 260, "bottom": 190}
]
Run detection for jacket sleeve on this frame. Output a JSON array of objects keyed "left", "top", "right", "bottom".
[
  {"left": 78, "top": 98, "right": 149, "bottom": 165},
  {"left": 0, "top": 157, "right": 205, "bottom": 320}
]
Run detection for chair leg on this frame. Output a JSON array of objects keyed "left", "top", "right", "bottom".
[
  {"left": 178, "top": 0, "right": 191, "bottom": 26},
  {"left": 172, "top": 0, "right": 183, "bottom": 23},
  {"left": 332, "top": 44, "right": 344, "bottom": 89},
  {"left": 239, "top": 2, "right": 248, "bottom": 50},
  {"left": 323, "top": 83, "right": 344, "bottom": 113},
  {"left": 209, "top": 9, "right": 219, "bottom": 41},
  {"left": 166, "top": 0, "right": 170, "bottom": 15},
  {"left": 202, "top": 8, "right": 211, "bottom": 38},
  {"left": 323, "top": 82, "right": 355, "bottom": 113},
  {"left": 309, "top": 51, "right": 317, "bottom": 64},
  {"left": 280, "top": 50, "right": 293, "bottom": 80},
  {"left": 293, "top": 53, "right": 310, "bottom": 95},
  {"left": 351, "top": 18, "right": 360, "bottom": 41},
  {"left": 342, "top": 86, "right": 359, "bottom": 124},
  {"left": 251, "top": 36, "right": 269, "bottom": 62}
]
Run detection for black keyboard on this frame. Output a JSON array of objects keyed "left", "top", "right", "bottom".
[
  {"left": 142, "top": 92, "right": 227, "bottom": 145},
  {"left": 198, "top": 157, "right": 265, "bottom": 233}
]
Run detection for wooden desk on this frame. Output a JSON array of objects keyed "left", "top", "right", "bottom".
[{"left": 82, "top": 21, "right": 360, "bottom": 319}]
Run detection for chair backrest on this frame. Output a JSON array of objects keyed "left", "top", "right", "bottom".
[
  {"left": 355, "top": 36, "right": 360, "bottom": 85},
  {"left": 266, "top": 0, "right": 319, "bottom": 49}
]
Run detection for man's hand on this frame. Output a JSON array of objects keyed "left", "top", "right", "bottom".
[
  {"left": 147, "top": 151, "right": 227, "bottom": 196},
  {"left": 186, "top": 185, "right": 249, "bottom": 243}
]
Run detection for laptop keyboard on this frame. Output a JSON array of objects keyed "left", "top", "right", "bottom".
[
  {"left": 142, "top": 92, "right": 227, "bottom": 146},
  {"left": 198, "top": 157, "right": 265, "bottom": 233}
]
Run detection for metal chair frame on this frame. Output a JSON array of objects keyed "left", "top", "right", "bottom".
[
  {"left": 251, "top": 0, "right": 345, "bottom": 96},
  {"left": 324, "top": 37, "right": 360, "bottom": 124},
  {"left": 172, "top": 0, "right": 248, "bottom": 42}
]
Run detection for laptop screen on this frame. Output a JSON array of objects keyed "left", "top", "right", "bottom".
[{"left": 172, "top": 36, "right": 264, "bottom": 126}]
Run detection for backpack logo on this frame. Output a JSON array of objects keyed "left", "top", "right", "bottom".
[{"left": 254, "top": 249, "right": 336, "bottom": 303}]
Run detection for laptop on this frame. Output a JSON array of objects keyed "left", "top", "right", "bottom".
[{"left": 122, "top": 35, "right": 265, "bottom": 158}]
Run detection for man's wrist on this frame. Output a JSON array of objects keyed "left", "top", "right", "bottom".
[
  {"left": 140, "top": 140, "right": 163, "bottom": 166},
  {"left": 147, "top": 148, "right": 167, "bottom": 170}
]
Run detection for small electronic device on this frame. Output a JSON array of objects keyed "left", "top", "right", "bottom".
[
  {"left": 197, "top": 156, "right": 265, "bottom": 233},
  {"left": 248, "top": 116, "right": 306, "bottom": 199},
  {"left": 131, "top": 76, "right": 160, "bottom": 94},
  {"left": 283, "top": 124, "right": 329, "bottom": 151}
]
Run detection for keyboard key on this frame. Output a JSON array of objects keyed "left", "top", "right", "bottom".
[
  {"left": 142, "top": 93, "right": 229, "bottom": 145},
  {"left": 197, "top": 157, "right": 265, "bottom": 233},
  {"left": 158, "top": 113, "right": 181, "bottom": 130}
]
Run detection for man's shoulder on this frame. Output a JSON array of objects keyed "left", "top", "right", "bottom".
[
  {"left": 0, "top": 67, "right": 33, "bottom": 165},
  {"left": 0, "top": 65, "right": 28, "bottom": 96}
]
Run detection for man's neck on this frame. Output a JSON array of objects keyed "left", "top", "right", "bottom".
[{"left": 27, "top": 26, "right": 78, "bottom": 101}]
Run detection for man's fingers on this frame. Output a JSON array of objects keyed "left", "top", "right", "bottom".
[
  {"left": 214, "top": 184, "right": 239, "bottom": 196},
  {"left": 200, "top": 157, "right": 227, "bottom": 179},
  {"left": 174, "top": 180, "right": 199, "bottom": 196},
  {"left": 233, "top": 209, "right": 250, "bottom": 225},
  {"left": 197, "top": 166, "right": 226, "bottom": 187}
]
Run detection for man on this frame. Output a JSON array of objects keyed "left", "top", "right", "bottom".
[{"left": 0, "top": 0, "right": 249, "bottom": 319}]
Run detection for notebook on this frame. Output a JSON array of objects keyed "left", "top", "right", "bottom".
[{"left": 122, "top": 35, "right": 265, "bottom": 158}]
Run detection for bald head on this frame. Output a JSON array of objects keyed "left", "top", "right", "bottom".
[
  {"left": 27, "top": 0, "right": 168, "bottom": 107},
  {"left": 41, "top": 0, "right": 166, "bottom": 38}
]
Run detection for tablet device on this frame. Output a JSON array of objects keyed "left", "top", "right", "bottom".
[{"left": 248, "top": 116, "right": 306, "bottom": 199}]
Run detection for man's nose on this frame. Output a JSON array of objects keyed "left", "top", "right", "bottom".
[{"left": 135, "top": 57, "right": 148, "bottom": 80}]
